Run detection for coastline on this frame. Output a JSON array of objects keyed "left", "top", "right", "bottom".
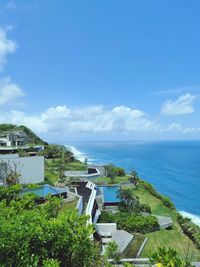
[{"left": 65, "top": 143, "right": 200, "bottom": 227}]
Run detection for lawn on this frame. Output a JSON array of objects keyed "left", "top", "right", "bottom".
[
  {"left": 94, "top": 175, "right": 130, "bottom": 185},
  {"left": 133, "top": 184, "right": 200, "bottom": 261},
  {"left": 59, "top": 199, "right": 78, "bottom": 214},
  {"left": 46, "top": 159, "right": 87, "bottom": 171},
  {"left": 122, "top": 234, "right": 145, "bottom": 258}
]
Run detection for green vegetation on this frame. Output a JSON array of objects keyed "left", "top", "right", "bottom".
[
  {"left": 104, "top": 164, "right": 125, "bottom": 184},
  {"left": 45, "top": 158, "right": 87, "bottom": 185},
  {"left": 140, "top": 180, "right": 175, "bottom": 210},
  {"left": 105, "top": 241, "right": 121, "bottom": 263},
  {"left": 177, "top": 215, "right": 200, "bottom": 250},
  {"left": 150, "top": 247, "right": 193, "bottom": 267},
  {"left": 97, "top": 174, "right": 200, "bottom": 260},
  {"left": 0, "top": 124, "right": 47, "bottom": 145},
  {"left": 39, "top": 144, "right": 74, "bottom": 160},
  {"left": 0, "top": 185, "right": 102, "bottom": 267},
  {"left": 118, "top": 187, "right": 151, "bottom": 213},
  {"left": 122, "top": 234, "right": 145, "bottom": 258},
  {"left": 133, "top": 183, "right": 200, "bottom": 260},
  {"left": 42, "top": 145, "right": 87, "bottom": 185},
  {"left": 98, "top": 211, "right": 159, "bottom": 234},
  {"left": 58, "top": 199, "right": 78, "bottom": 213},
  {"left": 94, "top": 175, "right": 129, "bottom": 185}
]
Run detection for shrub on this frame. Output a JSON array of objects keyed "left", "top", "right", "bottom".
[
  {"left": 149, "top": 247, "right": 193, "bottom": 267},
  {"left": 98, "top": 211, "right": 159, "bottom": 234},
  {"left": 177, "top": 214, "right": 200, "bottom": 249},
  {"left": 161, "top": 196, "right": 175, "bottom": 209}
]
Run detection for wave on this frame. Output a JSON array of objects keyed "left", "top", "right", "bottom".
[
  {"left": 179, "top": 211, "right": 200, "bottom": 226},
  {"left": 65, "top": 144, "right": 95, "bottom": 163},
  {"left": 65, "top": 145, "right": 87, "bottom": 162}
]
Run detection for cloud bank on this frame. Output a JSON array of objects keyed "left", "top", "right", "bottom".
[{"left": 0, "top": 105, "right": 158, "bottom": 134}]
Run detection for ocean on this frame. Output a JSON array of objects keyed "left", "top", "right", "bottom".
[{"left": 65, "top": 141, "right": 200, "bottom": 226}]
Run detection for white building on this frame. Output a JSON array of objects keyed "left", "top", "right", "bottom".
[{"left": 0, "top": 154, "right": 44, "bottom": 184}]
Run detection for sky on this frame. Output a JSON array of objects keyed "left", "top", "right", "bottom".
[{"left": 0, "top": 0, "right": 200, "bottom": 142}]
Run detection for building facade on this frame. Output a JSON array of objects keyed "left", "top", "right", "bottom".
[
  {"left": 0, "top": 154, "right": 44, "bottom": 184},
  {"left": 0, "top": 131, "right": 30, "bottom": 147}
]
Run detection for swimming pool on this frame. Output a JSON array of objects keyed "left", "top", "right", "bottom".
[
  {"left": 21, "top": 184, "right": 67, "bottom": 198},
  {"left": 98, "top": 185, "right": 120, "bottom": 204}
]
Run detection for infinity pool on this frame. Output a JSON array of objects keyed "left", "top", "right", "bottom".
[
  {"left": 21, "top": 184, "right": 67, "bottom": 198},
  {"left": 98, "top": 185, "right": 120, "bottom": 204}
]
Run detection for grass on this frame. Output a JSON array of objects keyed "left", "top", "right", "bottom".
[
  {"left": 59, "top": 199, "right": 78, "bottom": 214},
  {"left": 94, "top": 175, "right": 130, "bottom": 185},
  {"left": 122, "top": 234, "right": 145, "bottom": 258},
  {"left": 133, "top": 184, "right": 200, "bottom": 261},
  {"left": 46, "top": 159, "right": 87, "bottom": 171}
]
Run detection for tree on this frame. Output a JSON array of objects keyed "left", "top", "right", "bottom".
[
  {"left": 105, "top": 164, "right": 116, "bottom": 184},
  {"left": 117, "top": 188, "right": 140, "bottom": 213},
  {"left": 129, "top": 169, "right": 139, "bottom": 185},
  {"left": 0, "top": 192, "right": 102, "bottom": 267},
  {"left": 105, "top": 241, "right": 121, "bottom": 263}
]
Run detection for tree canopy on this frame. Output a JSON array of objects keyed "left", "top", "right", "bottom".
[{"left": 0, "top": 185, "right": 101, "bottom": 267}]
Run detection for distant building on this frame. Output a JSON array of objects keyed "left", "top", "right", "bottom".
[
  {"left": 0, "top": 154, "right": 44, "bottom": 184},
  {"left": 0, "top": 131, "right": 30, "bottom": 147}
]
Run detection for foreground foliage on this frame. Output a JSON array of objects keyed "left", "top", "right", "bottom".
[
  {"left": 0, "top": 186, "right": 101, "bottom": 267},
  {"left": 150, "top": 247, "right": 193, "bottom": 267}
]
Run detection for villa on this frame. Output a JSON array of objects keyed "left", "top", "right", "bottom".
[{"left": 0, "top": 131, "right": 30, "bottom": 147}]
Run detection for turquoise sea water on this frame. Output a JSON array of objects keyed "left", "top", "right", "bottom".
[{"left": 65, "top": 141, "right": 200, "bottom": 225}]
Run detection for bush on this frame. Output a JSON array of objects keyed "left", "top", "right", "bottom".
[
  {"left": 177, "top": 214, "right": 200, "bottom": 249},
  {"left": 0, "top": 191, "right": 101, "bottom": 267},
  {"left": 161, "top": 196, "right": 175, "bottom": 209},
  {"left": 98, "top": 211, "right": 159, "bottom": 234},
  {"left": 150, "top": 247, "right": 193, "bottom": 267}
]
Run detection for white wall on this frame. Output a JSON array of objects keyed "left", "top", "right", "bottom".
[
  {"left": 95, "top": 223, "right": 117, "bottom": 233},
  {"left": 0, "top": 155, "right": 44, "bottom": 184}
]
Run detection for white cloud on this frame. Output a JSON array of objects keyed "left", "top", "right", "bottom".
[
  {"left": 0, "top": 26, "right": 17, "bottom": 70},
  {"left": 0, "top": 77, "right": 24, "bottom": 106},
  {"left": 0, "top": 105, "right": 157, "bottom": 134},
  {"left": 161, "top": 93, "right": 197, "bottom": 115},
  {"left": 166, "top": 122, "right": 200, "bottom": 134}
]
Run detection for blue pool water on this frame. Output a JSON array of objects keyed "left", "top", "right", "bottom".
[
  {"left": 98, "top": 186, "right": 120, "bottom": 203},
  {"left": 65, "top": 141, "right": 200, "bottom": 225},
  {"left": 21, "top": 184, "right": 67, "bottom": 198}
]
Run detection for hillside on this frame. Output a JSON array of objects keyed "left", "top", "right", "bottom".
[{"left": 0, "top": 124, "right": 48, "bottom": 145}]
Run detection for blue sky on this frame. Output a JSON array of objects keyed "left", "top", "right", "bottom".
[{"left": 0, "top": 0, "right": 200, "bottom": 141}]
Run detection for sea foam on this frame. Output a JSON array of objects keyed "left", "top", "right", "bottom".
[
  {"left": 65, "top": 145, "right": 87, "bottom": 162},
  {"left": 179, "top": 211, "right": 200, "bottom": 226}
]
